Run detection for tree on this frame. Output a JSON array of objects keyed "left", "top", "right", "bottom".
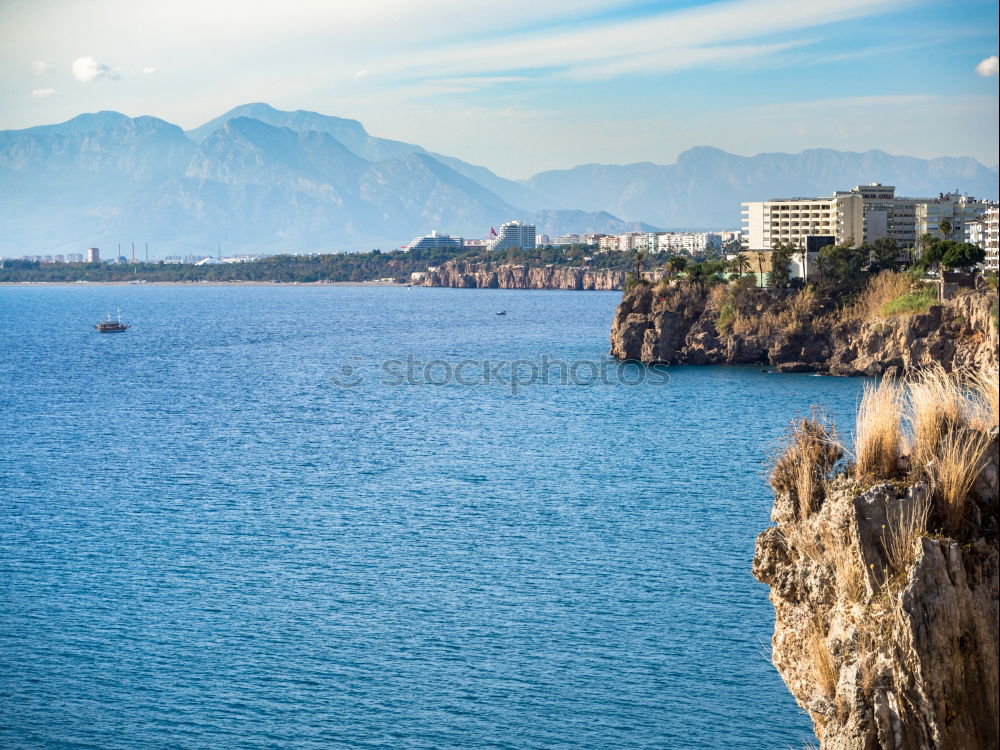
[
  {"left": 666, "top": 255, "right": 688, "bottom": 278},
  {"left": 870, "top": 237, "right": 898, "bottom": 271},
  {"left": 730, "top": 253, "right": 751, "bottom": 276},
  {"left": 768, "top": 244, "right": 795, "bottom": 288},
  {"left": 941, "top": 242, "right": 985, "bottom": 270},
  {"left": 939, "top": 218, "right": 953, "bottom": 238},
  {"left": 814, "top": 243, "right": 867, "bottom": 291},
  {"left": 634, "top": 251, "right": 646, "bottom": 281}
]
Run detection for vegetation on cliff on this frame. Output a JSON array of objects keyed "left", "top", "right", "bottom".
[
  {"left": 753, "top": 364, "right": 999, "bottom": 749},
  {"left": 611, "top": 269, "right": 998, "bottom": 375}
]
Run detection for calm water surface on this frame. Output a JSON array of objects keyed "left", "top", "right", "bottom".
[{"left": 0, "top": 286, "right": 866, "bottom": 749}]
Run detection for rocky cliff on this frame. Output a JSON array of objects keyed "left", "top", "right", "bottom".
[
  {"left": 609, "top": 280, "right": 998, "bottom": 375},
  {"left": 752, "top": 371, "right": 999, "bottom": 749},
  {"left": 423, "top": 260, "right": 626, "bottom": 290}
]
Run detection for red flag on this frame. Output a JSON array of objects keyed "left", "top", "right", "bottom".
[{"left": 490, "top": 227, "right": 497, "bottom": 237}]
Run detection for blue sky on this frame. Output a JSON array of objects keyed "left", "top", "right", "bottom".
[{"left": 1, "top": 0, "right": 997, "bottom": 177}]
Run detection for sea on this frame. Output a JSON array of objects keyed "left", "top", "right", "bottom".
[{"left": 0, "top": 285, "right": 868, "bottom": 749}]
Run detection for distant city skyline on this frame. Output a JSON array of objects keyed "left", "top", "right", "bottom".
[{"left": 1, "top": 0, "right": 998, "bottom": 178}]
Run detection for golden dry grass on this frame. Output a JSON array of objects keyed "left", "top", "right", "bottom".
[
  {"left": 730, "top": 285, "right": 817, "bottom": 337},
  {"left": 770, "top": 412, "right": 842, "bottom": 517},
  {"left": 880, "top": 495, "right": 930, "bottom": 579},
  {"left": 969, "top": 362, "right": 1000, "bottom": 430},
  {"left": 826, "top": 527, "right": 866, "bottom": 602},
  {"left": 932, "top": 427, "right": 993, "bottom": 534},
  {"left": 807, "top": 616, "right": 838, "bottom": 700},
  {"left": 844, "top": 271, "right": 914, "bottom": 321},
  {"left": 854, "top": 379, "right": 904, "bottom": 479},
  {"left": 906, "top": 364, "right": 966, "bottom": 469}
]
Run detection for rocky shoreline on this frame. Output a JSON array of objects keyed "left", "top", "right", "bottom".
[
  {"left": 609, "top": 281, "right": 998, "bottom": 376},
  {"left": 421, "top": 260, "right": 625, "bottom": 290}
]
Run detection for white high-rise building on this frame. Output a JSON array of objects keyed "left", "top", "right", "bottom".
[
  {"left": 86, "top": 247, "right": 101, "bottom": 263},
  {"left": 486, "top": 221, "right": 536, "bottom": 252},
  {"left": 968, "top": 205, "right": 999, "bottom": 273},
  {"left": 742, "top": 184, "right": 917, "bottom": 251}
]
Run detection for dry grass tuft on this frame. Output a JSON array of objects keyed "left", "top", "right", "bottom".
[
  {"left": 906, "top": 364, "right": 966, "bottom": 469},
  {"left": 969, "top": 362, "right": 1000, "bottom": 430},
  {"left": 771, "top": 412, "right": 843, "bottom": 517},
  {"left": 932, "top": 427, "right": 993, "bottom": 534},
  {"left": 807, "top": 616, "right": 839, "bottom": 700},
  {"left": 854, "top": 379, "right": 904, "bottom": 479},
  {"left": 845, "top": 271, "right": 913, "bottom": 321},
  {"left": 881, "top": 495, "right": 930, "bottom": 579},
  {"left": 826, "top": 527, "right": 866, "bottom": 602}
]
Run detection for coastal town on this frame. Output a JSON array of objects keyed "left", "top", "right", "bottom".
[{"left": 5, "top": 181, "right": 998, "bottom": 285}]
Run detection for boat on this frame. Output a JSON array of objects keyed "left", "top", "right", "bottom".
[
  {"left": 94, "top": 308, "right": 130, "bottom": 332},
  {"left": 496, "top": 310, "right": 507, "bottom": 316}
]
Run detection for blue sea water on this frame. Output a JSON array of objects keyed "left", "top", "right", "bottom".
[{"left": 0, "top": 285, "right": 867, "bottom": 749}]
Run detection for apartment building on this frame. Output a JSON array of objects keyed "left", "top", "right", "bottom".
[
  {"left": 741, "top": 184, "right": 917, "bottom": 251},
  {"left": 968, "top": 205, "right": 999, "bottom": 273},
  {"left": 914, "top": 192, "right": 995, "bottom": 242}
]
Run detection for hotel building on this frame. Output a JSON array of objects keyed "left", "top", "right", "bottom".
[{"left": 486, "top": 221, "right": 536, "bottom": 252}]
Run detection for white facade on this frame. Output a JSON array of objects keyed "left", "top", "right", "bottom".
[
  {"left": 406, "top": 230, "right": 464, "bottom": 252},
  {"left": 914, "top": 193, "right": 993, "bottom": 242},
  {"left": 86, "top": 247, "right": 100, "bottom": 263},
  {"left": 486, "top": 221, "right": 536, "bottom": 252},
  {"left": 968, "top": 205, "right": 999, "bottom": 273}
]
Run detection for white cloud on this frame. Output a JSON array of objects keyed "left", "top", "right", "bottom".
[
  {"left": 30, "top": 88, "right": 56, "bottom": 98},
  {"left": 142, "top": 66, "right": 157, "bottom": 74},
  {"left": 975, "top": 55, "right": 998, "bottom": 77},
  {"left": 353, "top": 69, "right": 369, "bottom": 80},
  {"left": 32, "top": 60, "right": 54, "bottom": 76},
  {"left": 71, "top": 56, "right": 119, "bottom": 82}
]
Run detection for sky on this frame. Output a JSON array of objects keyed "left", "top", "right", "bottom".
[{"left": 1, "top": 0, "right": 998, "bottom": 178}]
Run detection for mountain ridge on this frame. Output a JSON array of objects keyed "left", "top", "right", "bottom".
[{"left": 2, "top": 104, "right": 997, "bottom": 255}]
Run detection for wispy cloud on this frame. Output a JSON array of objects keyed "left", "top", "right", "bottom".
[
  {"left": 976, "top": 55, "right": 998, "bottom": 77},
  {"left": 371, "top": 0, "right": 913, "bottom": 85},
  {"left": 30, "top": 88, "right": 56, "bottom": 98},
  {"left": 31, "top": 60, "right": 53, "bottom": 76},
  {"left": 353, "top": 69, "right": 369, "bottom": 80},
  {"left": 71, "top": 56, "right": 119, "bottom": 82},
  {"left": 142, "top": 66, "right": 157, "bottom": 74}
]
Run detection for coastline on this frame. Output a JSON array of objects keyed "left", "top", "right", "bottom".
[{"left": 0, "top": 280, "right": 404, "bottom": 287}]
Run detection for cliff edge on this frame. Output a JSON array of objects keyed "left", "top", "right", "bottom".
[
  {"left": 752, "top": 368, "right": 999, "bottom": 749},
  {"left": 423, "top": 260, "right": 625, "bottom": 290},
  {"left": 609, "top": 274, "right": 998, "bottom": 375}
]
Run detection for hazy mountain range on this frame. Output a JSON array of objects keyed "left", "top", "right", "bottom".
[{"left": 1, "top": 102, "right": 997, "bottom": 256}]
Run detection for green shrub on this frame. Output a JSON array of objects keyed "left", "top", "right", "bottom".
[{"left": 878, "top": 286, "right": 937, "bottom": 317}]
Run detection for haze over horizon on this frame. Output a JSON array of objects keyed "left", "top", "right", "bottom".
[{"left": 2, "top": 0, "right": 998, "bottom": 179}]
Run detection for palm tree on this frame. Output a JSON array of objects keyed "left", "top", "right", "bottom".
[
  {"left": 939, "top": 218, "right": 952, "bottom": 239},
  {"left": 634, "top": 251, "right": 646, "bottom": 282},
  {"left": 730, "top": 253, "right": 751, "bottom": 276},
  {"left": 666, "top": 255, "right": 688, "bottom": 278}
]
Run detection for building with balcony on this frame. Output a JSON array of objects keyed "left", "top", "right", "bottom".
[
  {"left": 914, "top": 193, "right": 994, "bottom": 243},
  {"left": 405, "top": 230, "right": 464, "bottom": 252},
  {"left": 741, "top": 184, "right": 920, "bottom": 251},
  {"left": 486, "top": 221, "right": 536, "bottom": 252},
  {"left": 968, "top": 205, "right": 999, "bottom": 273}
]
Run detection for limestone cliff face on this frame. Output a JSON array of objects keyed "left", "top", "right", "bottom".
[
  {"left": 752, "top": 436, "right": 999, "bottom": 749},
  {"left": 609, "top": 282, "right": 998, "bottom": 375},
  {"left": 423, "top": 261, "right": 625, "bottom": 290}
]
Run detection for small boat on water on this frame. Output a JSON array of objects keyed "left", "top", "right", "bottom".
[
  {"left": 95, "top": 308, "right": 130, "bottom": 332},
  {"left": 496, "top": 310, "right": 507, "bottom": 316}
]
